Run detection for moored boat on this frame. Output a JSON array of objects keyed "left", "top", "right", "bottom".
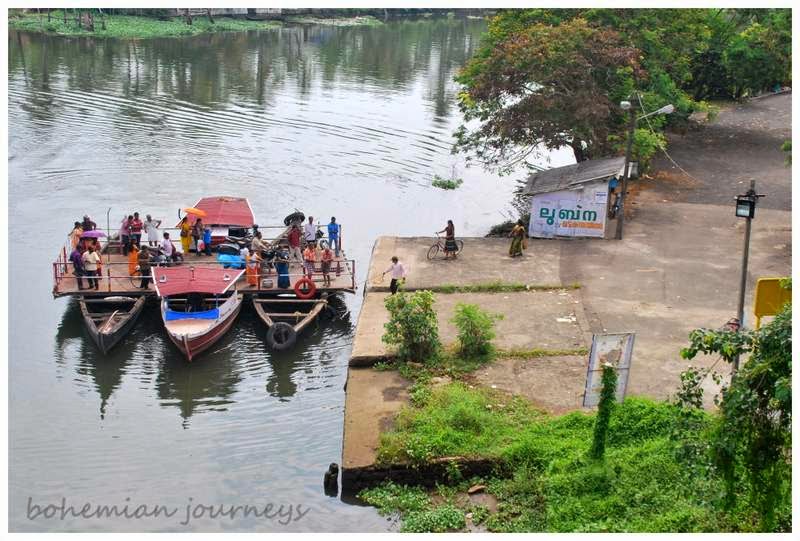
[
  {"left": 252, "top": 293, "right": 329, "bottom": 350},
  {"left": 179, "top": 196, "right": 256, "bottom": 249},
  {"left": 79, "top": 295, "right": 147, "bottom": 354},
  {"left": 154, "top": 266, "right": 245, "bottom": 361}
]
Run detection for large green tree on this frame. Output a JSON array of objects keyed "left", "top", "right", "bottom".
[
  {"left": 455, "top": 17, "right": 641, "bottom": 168},
  {"left": 455, "top": 8, "right": 791, "bottom": 172}
]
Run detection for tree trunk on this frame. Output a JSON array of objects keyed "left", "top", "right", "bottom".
[
  {"left": 63, "top": 10, "right": 67, "bottom": 25},
  {"left": 184, "top": 9, "right": 193, "bottom": 25},
  {"left": 47, "top": 9, "right": 51, "bottom": 22},
  {"left": 37, "top": 8, "right": 42, "bottom": 28},
  {"left": 99, "top": 9, "right": 106, "bottom": 30},
  {"left": 570, "top": 140, "right": 588, "bottom": 162},
  {"left": 206, "top": 9, "right": 215, "bottom": 24},
  {"left": 75, "top": 9, "right": 80, "bottom": 28}
]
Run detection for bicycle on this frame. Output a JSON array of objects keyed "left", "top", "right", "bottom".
[{"left": 427, "top": 232, "right": 464, "bottom": 260}]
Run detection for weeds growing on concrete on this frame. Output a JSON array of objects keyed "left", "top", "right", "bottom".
[
  {"left": 426, "top": 281, "right": 580, "bottom": 294},
  {"left": 363, "top": 382, "right": 785, "bottom": 532}
]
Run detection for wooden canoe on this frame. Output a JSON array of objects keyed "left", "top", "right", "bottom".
[
  {"left": 79, "top": 295, "right": 147, "bottom": 354},
  {"left": 252, "top": 294, "right": 328, "bottom": 350}
]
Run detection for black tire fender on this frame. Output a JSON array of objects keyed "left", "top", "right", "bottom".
[{"left": 267, "top": 322, "right": 297, "bottom": 351}]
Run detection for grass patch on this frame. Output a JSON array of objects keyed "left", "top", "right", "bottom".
[
  {"left": 361, "top": 383, "right": 777, "bottom": 532},
  {"left": 8, "top": 11, "right": 280, "bottom": 39},
  {"left": 425, "top": 281, "right": 580, "bottom": 294},
  {"left": 498, "top": 346, "right": 589, "bottom": 358}
]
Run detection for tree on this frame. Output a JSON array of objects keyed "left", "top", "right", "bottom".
[
  {"left": 454, "top": 18, "right": 642, "bottom": 169},
  {"left": 680, "top": 282, "right": 791, "bottom": 531},
  {"left": 454, "top": 8, "right": 791, "bottom": 174}
]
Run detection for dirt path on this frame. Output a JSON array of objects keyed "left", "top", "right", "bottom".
[{"left": 648, "top": 92, "right": 791, "bottom": 210}]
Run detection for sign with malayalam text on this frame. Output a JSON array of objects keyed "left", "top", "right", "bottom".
[{"left": 529, "top": 183, "right": 608, "bottom": 239}]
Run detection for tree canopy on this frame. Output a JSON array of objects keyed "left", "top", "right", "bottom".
[{"left": 455, "top": 8, "right": 791, "bottom": 170}]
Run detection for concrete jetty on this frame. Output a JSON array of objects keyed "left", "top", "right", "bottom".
[{"left": 341, "top": 236, "right": 590, "bottom": 489}]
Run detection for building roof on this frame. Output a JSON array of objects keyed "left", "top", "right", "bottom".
[
  {"left": 153, "top": 266, "right": 244, "bottom": 297},
  {"left": 523, "top": 156, "right": 626, "bottom": 196},
  {"left": 182, "top": 196, "right": 255, "bottom": 228}
]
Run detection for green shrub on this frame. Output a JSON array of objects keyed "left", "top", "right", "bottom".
[
  {"left": 432, "top": 175, "right": 464, "bottom": 190},
  {"left": 451, "top": 303, "right": 502, "bottom": 358},
  {"left": 382, "top": 290, "right": 441, "bottom": 363}
]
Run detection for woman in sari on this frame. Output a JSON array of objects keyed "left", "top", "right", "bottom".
[
  {"left": 69, "top": 222, "right": 83, "bottom": 250},
  {"left": 179, "top": 216, "right": 191, "bottom": 255},
  {"left": 437, "top": 220, "right": 458, "bottom": 259},
  {"left": 128, "top": 240, "right": 140, "bottom": 277},
  {"left": 509, "top": 220, "right": 526, "bottom": 257}
]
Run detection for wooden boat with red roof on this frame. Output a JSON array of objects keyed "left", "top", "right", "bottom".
[
  {"left": 180, "top": 195, "right": 256, "bottom": 249},
  {"left": 154, "top": 266, "right": 245, "bottom": 361}
]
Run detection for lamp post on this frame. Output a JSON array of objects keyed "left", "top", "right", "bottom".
[
  {"left": 615, "top": 98, "right": 675, "bottom": 240},
  {"left": 732, "top": 179, "right": 764, "bottom": 372}
]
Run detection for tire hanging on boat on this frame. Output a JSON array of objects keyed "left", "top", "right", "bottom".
[
  {"left": 266, "top": 322, "right": 297, "bottom": 351},
  {"left": 294, "top": 277, "right": 317, "bottom": 300}
]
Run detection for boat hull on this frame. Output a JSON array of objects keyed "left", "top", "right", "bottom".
[
  {"left": 79, "top": 296, "right": 147, "bottom": 354},
  {"left": 163, "top": 295, "right": 242, "bottom": 361}
]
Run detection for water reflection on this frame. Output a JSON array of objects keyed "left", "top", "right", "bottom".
[
  {"left": 53, "top": 295, "right": 354, "bottom": 424},
  {"left": 10, "top": 19, "right": 483, "bottom": 116}
]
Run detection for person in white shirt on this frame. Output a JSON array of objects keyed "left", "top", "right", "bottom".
[
  {"left": 303, "top": 216, "right": 317, "bottom": 245},
  {"left": 381, "top": 256, "right": 407, "bottom": 295},
  {"left": 82, "top": 245, "right": 102, "bottom": 290},
  {"left": 161, "top": 231, "right": 183, "bottom": 263}
]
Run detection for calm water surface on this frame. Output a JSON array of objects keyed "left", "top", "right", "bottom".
[{"left": 8, "top": 19, "right": 556, "bottom": 532}]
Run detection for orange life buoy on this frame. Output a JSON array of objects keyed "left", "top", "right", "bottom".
[{"left": 294, "top": 277, "right": 317, "bottom": 299}]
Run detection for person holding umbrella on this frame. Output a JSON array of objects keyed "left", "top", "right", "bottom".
[{"left": 178, "top": 215, "right": 191, "bottom": 255}]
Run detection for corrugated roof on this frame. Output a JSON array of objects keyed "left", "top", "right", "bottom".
[
  {"left": 178, "top": 196, "right": 255, "bottom": 228},
  {"left": 153, "top": 266, "right": 244, "bottom": 297},
  {"left": 523, "top": 156, "right": 626, "bottom": 196}
]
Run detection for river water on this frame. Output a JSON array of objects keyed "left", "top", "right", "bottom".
[{"left": 8, "top": 19, "right": 530, "bottom": 532}]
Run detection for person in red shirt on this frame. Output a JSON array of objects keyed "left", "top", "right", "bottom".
[
  {"left": 130, "top": 212, "right": 144, "bottom": 249},
  {"left": 287, "top": 225, "right": 302, "bottom": 262}
]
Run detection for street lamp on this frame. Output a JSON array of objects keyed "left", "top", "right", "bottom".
[
  {"left": 732, "top": 179, "right": 765, "bottom": 372},
  {"left": 614, "top": 97, "right": 675, "bottom": 240}
]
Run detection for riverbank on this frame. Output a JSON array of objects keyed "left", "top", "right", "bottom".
[{"left": 7, "top": 11, "right": 386, "bottom": 39}]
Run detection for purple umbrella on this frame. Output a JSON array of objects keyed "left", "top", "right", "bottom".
[{"left": 80, "top": 230, "right": 107, "bottom": 239}]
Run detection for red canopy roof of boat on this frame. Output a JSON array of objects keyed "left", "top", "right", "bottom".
[
  {"left": 152, "top": 266, "right": 245, "bottom": 297},
  {"left": 183, "top": 196, "right": 255, "bottom": 227}
]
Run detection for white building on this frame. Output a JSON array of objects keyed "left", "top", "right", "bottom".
[{"left": 523, "top": 156, "right": 628, "bottom": 239}]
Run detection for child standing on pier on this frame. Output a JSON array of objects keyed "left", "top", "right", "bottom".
[
  {"left": 382, "top": 256, "right": 407, "bottom": 295},
  {"left": 303, "top": 243, "right": 317, "bottom": 280},
  {"left": 321, "top": 244, "right": 334, "bottom": 287}
]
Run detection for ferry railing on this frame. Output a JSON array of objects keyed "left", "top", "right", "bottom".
[{"left": 52, "top": 257, "right": 357, "bottom": 295}]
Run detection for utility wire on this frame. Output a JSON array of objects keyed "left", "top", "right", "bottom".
[{"left": 636, "top": 93, "right": 705, "bottom": 185}]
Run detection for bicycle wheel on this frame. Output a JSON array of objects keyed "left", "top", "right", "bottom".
[
  {"left": 129, "top": 271, "right": 140, "bottom": 288},
  {"left": 427, "top": 243, "right": 440, "bottom": 260},
  {"left": 455, "top": 240, "right": 464, "bottom": 254}
]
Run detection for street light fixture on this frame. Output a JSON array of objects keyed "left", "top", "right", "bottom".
[
  {"left": 732, "top": 179, "right": 765, "bottom": 373},
  {"left": 614, "top": 96, "right": 675, "bottom": 240}
]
